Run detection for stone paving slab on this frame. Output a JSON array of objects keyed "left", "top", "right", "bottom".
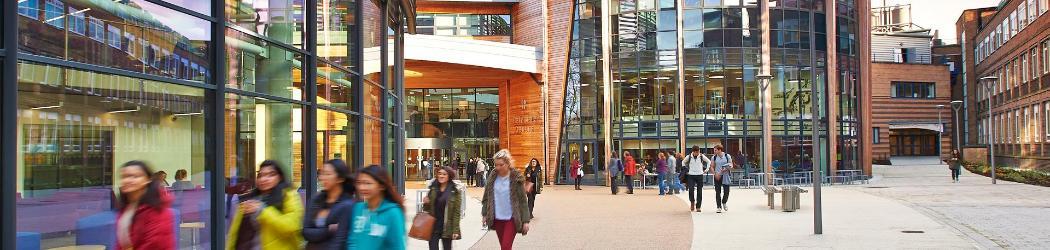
[
  {"left": 680, "top": 185, "right": 974, "bottom": 250},
  {"left": 852, "top": 165, "right": 1050, "bottom": 249}
]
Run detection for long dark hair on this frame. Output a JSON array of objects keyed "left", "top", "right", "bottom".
[
  {"left": 248, "top": 160, "right": 291, "bottom": 211},
  {"left": 429, "top": 166, "right": 458, "bottom": 189},
  {"left": 118, "top": 160, "right": 165, "bottom": 210},
  {"left": 324, "top": 159, "right": 355, "bottom": 198},
  {"left": 358, "top": 165, "right": 405, "bottom": 211}
]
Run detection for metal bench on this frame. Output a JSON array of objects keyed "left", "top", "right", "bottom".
[
  {"left": 760, "top": 185, "right": 780, "bottom": 209},
  {"left": 739, "top": 178, "right": 756, "bottom": 189}
]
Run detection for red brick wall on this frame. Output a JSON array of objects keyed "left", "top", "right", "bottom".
[{"left": 871, "top": 63, "right": 954, "bottom": 160}]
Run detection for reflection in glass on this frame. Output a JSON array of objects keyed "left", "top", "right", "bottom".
[
  {"left": 317, "top": 0, "right": 357, "bottom": 70},
  {"left": 227, "top": 0, "right": 305, "bottom": 48},
  {"left": 363, "top": 118, "right": 383, "bottom": 165},
  {"left": 16, "top": 61, "right": 210, "bottom": 249},
  {"left": 18, "top": 0, "right": 212, "bottom": 82},
  {"left": 226, "top": 29, "right": 304, "bottom": 100},
  {"left": 316, "top": 63, "right": 354, "bottom": 110},
  {"left": 224, "top": 94, "right": 304, "bottom": 191},
  {"left": 362, "top": 0, "right": 383, "bottom": 85},
  {"left": 317, "top": 110, "right": 355, "bottom": 172}
]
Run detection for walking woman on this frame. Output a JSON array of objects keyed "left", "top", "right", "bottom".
[
  {"left": 483, "top": 149, "right": 532, "bottom": 250},
  {"left": 227, "top": 160, "right": 304, "bottom": 250},
  {"left": 422, "top": 166, "right": 463, "bottom": 250},
  {"left": 711, "top": 145, "right": 734, "bottom": 213},
  {"left": 570, "top": 158, "right": 582, "bottom": 190},
  {"left": 949, "top": 150, "right": 962, "bottom": 183},
  {"left": 116, "top": 160, "right": 175, "bottom": 250},
  {"left": 656, "top": 152, "right": 669, "bottom": 195},
  {"left": 524, "top": 158, "right": 543, "bottom": 215},
  {"left": 349, "top": 165, "right": 406, "bottom": 250},
  {"left": 303, "top": 159, "right": 356, "bottom": 250}
]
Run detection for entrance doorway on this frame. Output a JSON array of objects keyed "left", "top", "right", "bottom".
[{"left": 890, "top": 129, "right": 940, "bottom": 156}]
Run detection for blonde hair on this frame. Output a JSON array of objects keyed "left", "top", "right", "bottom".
[{"left": 492, "top": 149, "right": 515, "bottom": 168}]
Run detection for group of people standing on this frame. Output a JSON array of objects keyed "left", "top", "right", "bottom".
[{"left": 604, "top": 144, "right": 736, "bottom": 213}]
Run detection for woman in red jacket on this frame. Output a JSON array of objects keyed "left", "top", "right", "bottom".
[
  {"left": 570, "top": 158, "right": 582, "bottom": 190},
  {"left": 623, "top": 151, "right": 637, "bottom": 194},
  {"left": 116, "top": 160, "right": 175, "bottom": 250}
]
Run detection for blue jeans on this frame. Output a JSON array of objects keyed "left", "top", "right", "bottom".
[
  {"left": 671, "top": 175, "right": 684, "bottom": 192},
  {"left": 658, "top": 173, "right": 668, "bottom": 195}
]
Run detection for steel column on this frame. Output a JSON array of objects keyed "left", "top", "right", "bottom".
[
  {"left": 601, "top": 0, "right": 613, "bottom": 186},
  {"left": 3, "top": 0, "right": 20, "bottom": 248},
  {"left": 209, "top": 0, "right": 228, "bottom": 248},
  {"left": 304, "top": 0, "right": 319, "bottom": 198},
  {"left": 759, "top": 0, "right": 773, "bottom": 186}
]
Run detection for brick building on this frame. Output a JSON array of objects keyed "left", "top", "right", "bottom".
[{"left": 955, "top": 0, "right": 1050, "bottom": 171}]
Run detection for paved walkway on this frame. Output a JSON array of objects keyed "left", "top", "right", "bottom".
[
  {"left": 467, "top": 185, "right": 693, "bottom": 249},
  {"left": 853, "top": 164, "right": 1050, "bottom": 249},
  {"left": 890, "top": 156, "right": 943, "bottom": 165}
]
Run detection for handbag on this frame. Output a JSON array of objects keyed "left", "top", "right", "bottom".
[
  {"left": 408, "top": 212, "right": 436, "bottom": 240},
  {"left": 525, "top": 181, "right": 535, "bottom": 193}
]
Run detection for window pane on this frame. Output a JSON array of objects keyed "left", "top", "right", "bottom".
[
  {"left": 19, "top": 0, "right": 212, "bottom": 83},
  {"left": 363, "top": 118, "right": 383, "bottom": 165},
  {"left": 227, "top": 0, "right": 305, "bottom": 48},
  {"left": 317, "top": 110, "right": 355, "bottom": 173},
  {"left": 317, "top": 0, "right": 358, "bottom": 71},
  {"left": 224, "top": 94, "right": 305, "bottom": 191},
  {"left": 316, "top": 62, "right": 355, "bottom": 110},
  {"left": 16, "top": 61, "right": 211, "bottom": 249},
  {"left": 364, "top": 82, "right": 384, "bottom": 118},
  {"left": 363, "top": 0, "right": 384, "bottom": 85},
  {"left": 226, "top": 28, "right": 304, "bottom": 100}
]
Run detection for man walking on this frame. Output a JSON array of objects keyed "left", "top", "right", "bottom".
[
  {"left": 608, "top": 151, "right": 623, "bottom": 195},
  {"left": 711, "top": 144, "right": 734, "bottom": 213},
  {"left": 682, "top": 145, "right": 710, "bottom": 212},
  {"left": 623, "top": 151, "right": 637, "bottom": 194},
  {"left": 667, "top": 150, "right": 681, "bottom": 194}
]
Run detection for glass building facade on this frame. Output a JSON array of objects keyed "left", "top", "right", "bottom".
[
  {"left": 2, "top": 0, "right": 412, "bottom": 249},
  {"left": 559, "top": 0, "right": 861, "bottom": 184},
  {"left": 403, "top": 88, "right": 500, "bottom": 179}
]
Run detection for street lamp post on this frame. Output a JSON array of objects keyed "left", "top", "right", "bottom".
[
  {"left": 951, "top": 100, "right": 963, "bottom": 160},
  {"left": 937, "top": 105, "right": 945, "bottom": 159},
  {"left": 757, "top": 74, "right": 774, "bottom": 188},
  {"left": 980, "top": 76, "right": 998, "bottom": 184}
]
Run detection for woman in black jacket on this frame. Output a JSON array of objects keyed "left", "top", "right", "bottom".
[
  {"left": 303, "top": 159, "right": 356, "bottom": 250},
  {"left": 524, "top": 158, "right": 543, "bottom": 216}
]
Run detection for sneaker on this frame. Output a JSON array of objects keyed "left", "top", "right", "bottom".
[
  {"left": 690, "top": 204, "right": 695, "bottom": 211},
  {"left": 723, "top": 203, "right": 728, "bottom": 211},
  {"left": 717, "top": 208, "right": 722, "bottom": 213}
]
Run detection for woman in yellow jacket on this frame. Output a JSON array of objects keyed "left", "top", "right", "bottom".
[{"left": 227, "top": 160, "right": 304, "bottom": 249}]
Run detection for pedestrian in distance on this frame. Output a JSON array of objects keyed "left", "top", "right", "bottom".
[
  {"left": 227, "top": 160, "right": 305, "bottom": 250},
  {"left": 476, "top": 156, "right": 488, "bottom": 187},
  {"left": 608, "top": 151, "right": 623, "bottom": 195},
  {"left": 116, "top": 160, "right": 176, "bottom": 250},
  {"left": 668, "top": 150, "right": 683, "bottom": 194},
  {"left": 349, "top": 165, "right": 407, "bottom": 250},
  {"left": 949, "top": 150, "right": 962, "bottom": 183},
  {"left": 657, "top": 152, "right": 669, "bottom": 195},
  {"left": 571, "top": 158, "right": 583, "bottom": 190},
  {"left": 422, "top": 166, "right": 464, "bottom": 250},
  {"left": 482, "top": 149, "right": 532, "bottom": 250},
  {"left": 710, "top": 145, "right": 734, "bottom": 213},
  {"left": 524, "top": 158, "right": 543, "bottom": 216},
  {"left": 623, "top": 151, "right": 637, "bottom": 194},
  {"left": 466, "top": 156, "right": 478, "bottom": 186},
  {"left": 682, "top": 146, "right": 711, "bottom": 212},
  {"left": 303, "top": 159, "right": 356, "bottom": 250}
]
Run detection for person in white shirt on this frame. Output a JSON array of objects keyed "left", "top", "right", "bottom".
[{"left": 681, "top": 145, "right": 711, "bottom": 212}]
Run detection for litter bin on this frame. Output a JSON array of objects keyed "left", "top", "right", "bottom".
[{"left": 781, "top": 186, "right": 805, "bottom": 212}]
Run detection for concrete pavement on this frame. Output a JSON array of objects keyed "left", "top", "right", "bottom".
[{"left": 853, "top": 164, "right": 1050, "bottom": 249}]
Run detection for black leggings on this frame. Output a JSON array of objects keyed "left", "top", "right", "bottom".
[
  {"left": 575, "top": 176, "right": 582, "bottom": 189},
  {"left": 714, "top": 180, "right": 730, "bottom": 208},
  {"left": 428, "top": 235, "right": 452, "bottom": 250}
]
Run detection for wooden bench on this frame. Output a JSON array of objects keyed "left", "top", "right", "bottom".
[{"left": 760, "top": 186, "right": 780, "bottom": 209}]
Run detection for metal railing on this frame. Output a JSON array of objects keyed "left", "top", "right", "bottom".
[{"left": 871, "top": 52, "right": 933, "bottom": 64}]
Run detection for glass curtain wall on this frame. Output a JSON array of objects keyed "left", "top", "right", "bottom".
[
  {"left": 404, "top": 88, "right": 500, "bottom": 179},
  {"left": 8, "top": 0, "right": 408, "bottom": 249},
  {"left": 559, "top": 0, "right": 862, "bottom": 185}
]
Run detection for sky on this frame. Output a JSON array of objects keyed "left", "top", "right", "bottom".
[{"left": 873, "top": 0, "right": 1003, "bottom": 44}]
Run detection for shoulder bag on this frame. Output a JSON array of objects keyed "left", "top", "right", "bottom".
[{"left": 408, "top": 212, "right": 436, "bottom": 240}]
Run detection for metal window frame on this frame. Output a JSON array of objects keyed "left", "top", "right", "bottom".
[{"left": 4, "top": 1, "right": 410, "bottom": 248}]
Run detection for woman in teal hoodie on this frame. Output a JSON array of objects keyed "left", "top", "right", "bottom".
[{"left": 348, "top": 165, "right": 406, "bottom": 250}]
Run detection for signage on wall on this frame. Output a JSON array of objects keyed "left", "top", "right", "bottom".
[{"left": 511, "top": 98, "right": 542, "bottom": 134}]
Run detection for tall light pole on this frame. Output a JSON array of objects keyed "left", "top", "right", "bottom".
[
  {"left": 937, "top": 104, "right": 945, "bottom": 159},
  {"left": 951, "top": 100, "right": 963, "bottom": 160},
  {"left": 980, "top": 76, "right": 998, "bottom": 184},
  {"left": 757, "top": 74, "right": 773, "bottom": 188}
]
